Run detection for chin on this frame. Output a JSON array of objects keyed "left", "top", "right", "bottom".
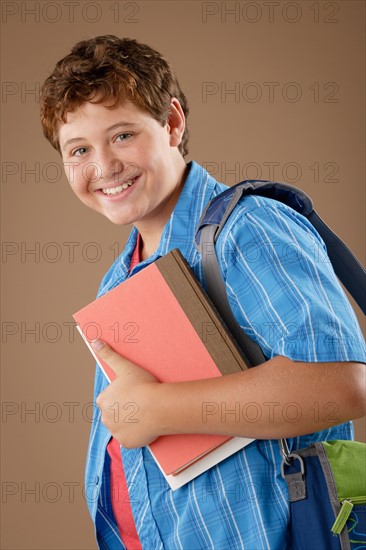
[{"left": 105, "top": 213, "right": 134, "bottom": 225}]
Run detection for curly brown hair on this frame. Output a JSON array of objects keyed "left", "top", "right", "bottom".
[{"left": 40, "top": 35, "right": 190, "bottom": 157}]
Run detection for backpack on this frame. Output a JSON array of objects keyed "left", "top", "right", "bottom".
[{"left": 194, "top": 179, "right": 366, "bottom": 550}]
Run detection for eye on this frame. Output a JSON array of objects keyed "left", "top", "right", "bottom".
[
  {"left": 72, "top": 147, "right": 88, "bottom": 157},
  {"left": 115, "top": 133, "right": 133, "bottom": 142}
]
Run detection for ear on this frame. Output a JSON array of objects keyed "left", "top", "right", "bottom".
[{"left": 166, "top": 98, "right": 185, "bottom": 147}]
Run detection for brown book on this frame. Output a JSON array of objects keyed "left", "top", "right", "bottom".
[{"left": 74, "top": 248, "right": 253, "bottom": 490}]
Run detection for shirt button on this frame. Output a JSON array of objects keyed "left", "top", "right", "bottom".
[{"left": 95, "top": 476, "right": 100, "bottom": 485}]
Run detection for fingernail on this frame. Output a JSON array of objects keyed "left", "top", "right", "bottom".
[{"left": 91, "top": 338, "right": 104, "bottom": 351}]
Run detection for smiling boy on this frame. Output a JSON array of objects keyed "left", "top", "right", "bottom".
[
  {"left": 59, "top": 99, "right": 188, "bottom": 257},
  {"left": 40, "top": 35, "right": 366, "bottom": 549}
]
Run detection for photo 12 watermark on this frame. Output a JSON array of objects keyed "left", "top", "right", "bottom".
[
  {"left": 201, "top": 81, "right": 340, "bottom": 104},
  {"left": 1, "top": 240, "right": 127, "bottom": 264},
  {"left": 201, "top": 2, "right": 340, "bottom": 24},
  {"left": 1, "top": 479, "right": 143, "bottom": 504},
  {"left": 2, "top": 399, "right": 140, "bottom": 425},
  {"left": 2, "top": 160, "right": 139, "bottom": 184},
  {"left": 1, "top": 1, "right": 140, "bottom": 24},
  {"left": 1, "top": 319, "right": 140, "bottom": 344},
  {"left": 201, "top": 400, "right": 340, "bottom": 424},
  {"left": 201, "top": 160, "right": 340, "bottom": 184}
]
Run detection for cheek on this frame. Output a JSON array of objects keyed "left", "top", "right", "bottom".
[
  {"left": 64, "top": 165, "right": 87, "bottom": 194},
  {"left": 65, "top": 176, "right": 93, "bottom": 208}
]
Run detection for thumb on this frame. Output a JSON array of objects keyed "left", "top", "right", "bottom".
[{"left": 91, "top": 339, "right": 127, "bottom": 377}]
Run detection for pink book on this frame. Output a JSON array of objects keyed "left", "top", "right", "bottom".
[{"left": 73, "top": 249, "right": 254, "bottom": 489}]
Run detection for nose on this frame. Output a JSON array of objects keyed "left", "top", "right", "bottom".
[{"left": 94, "top": 147, "right": 124, "bottom": 184}]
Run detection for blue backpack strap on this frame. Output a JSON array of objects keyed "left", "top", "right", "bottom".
[
  {"left": 197, "top": 180, "right": 313, "bottom": 240},
  {"left": 195, "top": 180, "right": 366, "bottom": 362},
  {"left": 306, "top": 210, "right": 366, "bottom": 316}
]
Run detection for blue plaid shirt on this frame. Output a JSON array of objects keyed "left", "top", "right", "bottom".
[{"left": 85, "top": 161, "right": 366, "bottom": 549}]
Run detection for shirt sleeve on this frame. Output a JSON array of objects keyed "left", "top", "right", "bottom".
[{"left": 218, "top": 198, "right": 366, "bottom": 363}]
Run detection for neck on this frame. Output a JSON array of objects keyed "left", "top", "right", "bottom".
[
  {"left": 136, "top": 159, "right": 189, "bottom": 261},
  {"left": 139, "top": 234, "right": 162, "bottom": 261}
]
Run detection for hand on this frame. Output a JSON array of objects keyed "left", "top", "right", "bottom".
[{"left": 92, "top": 339, "right": 161, "bottom": 448}]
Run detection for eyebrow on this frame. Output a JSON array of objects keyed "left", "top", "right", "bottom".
[{"left": 61, "top": 122, "right": 138, "bottom": 152}]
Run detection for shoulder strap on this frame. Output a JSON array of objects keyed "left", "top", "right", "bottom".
[{"left": 195, "top": 180, "right": 366, "bottom": 367}]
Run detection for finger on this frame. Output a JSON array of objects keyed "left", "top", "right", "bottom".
[{"left": 91, "top": 339, "right": 129, "bottom": 377}]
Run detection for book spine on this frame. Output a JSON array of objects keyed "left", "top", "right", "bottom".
[{"left": 156, "top": 249, "right": 249, "bottom": 375}]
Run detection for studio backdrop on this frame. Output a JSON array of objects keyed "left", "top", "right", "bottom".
[{"left": 1, "top": 1, "right": 365, "bottom": 548}]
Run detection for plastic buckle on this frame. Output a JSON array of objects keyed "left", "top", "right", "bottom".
[{"left": 281, "top": 452, "right": 305, "bottom": 478}]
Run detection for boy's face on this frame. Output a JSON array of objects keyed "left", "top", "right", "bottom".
[{"left": 58, "top": 100, "right": 185, "bottom": 230}]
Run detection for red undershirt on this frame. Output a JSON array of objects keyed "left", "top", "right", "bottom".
[{"left": 106, "top": 235, "right": 142, "bottom": 550}]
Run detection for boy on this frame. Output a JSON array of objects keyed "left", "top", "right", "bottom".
[{"left": 40, "top": 35, "right": 365, "bottom": 549}]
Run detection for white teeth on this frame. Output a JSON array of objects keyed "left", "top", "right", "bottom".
[{"left": 102, "top": 180, "right": 134, "bottom": 195}]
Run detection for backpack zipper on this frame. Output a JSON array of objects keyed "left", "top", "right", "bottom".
[{"left": 331, "top": 496, "right": 366, "bottom": 535}]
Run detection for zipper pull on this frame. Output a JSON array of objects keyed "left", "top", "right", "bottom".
[{"left": 331, "top": 500, "right": 354, "bottom": 535}]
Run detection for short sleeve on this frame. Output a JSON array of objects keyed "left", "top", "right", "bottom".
[{"left": 218, "top": 198, "right": 366, "bottom": 363}]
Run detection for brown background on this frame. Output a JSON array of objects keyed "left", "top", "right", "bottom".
[{"left": 1, "top": 1, "right": 365, "bottom": 548}]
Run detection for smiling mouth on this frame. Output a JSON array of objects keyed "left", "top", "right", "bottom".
[{"left": 100, "top": 176, "right": 139, "bottom": 196}]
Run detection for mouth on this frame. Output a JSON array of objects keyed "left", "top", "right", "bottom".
[{"left": 97, "top": 175, "right": 140, "bottom": 197}]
